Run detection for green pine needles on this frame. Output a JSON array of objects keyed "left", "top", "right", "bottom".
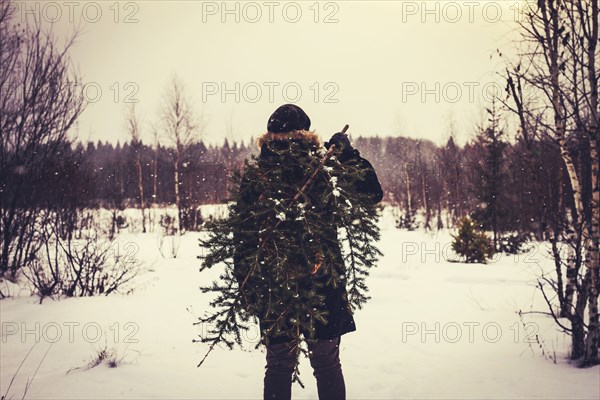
[
  {"left": 451, "top": 216, "right": 495, "bottom": 264},
  {"left": 196, "top": 138, "right": 381, "bottom": 384}
]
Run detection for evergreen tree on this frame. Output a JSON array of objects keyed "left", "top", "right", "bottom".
[
  {"left": 471, "top": 101, "right": 510, "bottom": 249},
  {"left": 438, "top": 135, "right": 463, "bottom": 226},
  {"left": 196, "top": 138, "right": 381, "bottom": 385},
  {"left": 451, "top": 216, "right": 494, "bottom": 263}
]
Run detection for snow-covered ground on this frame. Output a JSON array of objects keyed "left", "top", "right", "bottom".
[{"left": 1, "top": 207, "right": 598, "bottom": 399}]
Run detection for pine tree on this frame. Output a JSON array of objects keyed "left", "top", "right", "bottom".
[
  {"left": 438, "top": 135, "right": 463, "bottom": 226},
  {"left": 451, "top": 216, "right": 494, "bottom": 263},
  {"left": 471, "top": 101, "right": 510, "bottom": 250},
  {"left": 196, "top": 139, "right": 381, "bottom": 385}
]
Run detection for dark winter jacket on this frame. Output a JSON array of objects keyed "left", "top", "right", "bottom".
[{"left": 233, "top": 130, "right": 383, "bottom": 345}]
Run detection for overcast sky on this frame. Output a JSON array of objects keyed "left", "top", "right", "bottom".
[{"left": 17, "top": 0, "right": 524, "bottom": 146}]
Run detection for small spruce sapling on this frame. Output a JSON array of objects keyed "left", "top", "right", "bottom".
[{"left": 451, "top": 216, "right": 494, "bottom": 263}]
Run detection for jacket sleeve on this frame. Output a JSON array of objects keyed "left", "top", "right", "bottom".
[{"left": 338, "top": 149, "right": 384, "bottom": 204}]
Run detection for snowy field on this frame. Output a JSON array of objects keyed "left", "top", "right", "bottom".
[{"left": 1, "top": 206, "right": 599, "bottom": 399}]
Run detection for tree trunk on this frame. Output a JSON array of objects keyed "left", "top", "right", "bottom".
[
  {"left": 421, "top": 165, "right": 430, "bottom": 230},
  {"left": 454, "top": 164, "right": 462, "bottom": 223},
  {"left": 136, "top": 151, "right": 146, "bottom": 233},
  {"left": 436, "top": 198, "right": 443, "bottom": 230},
  {"left": 174, "top": 149, "right": 182, "bottom": 233},
  {"left": 151, "top": 145, "right": 158, "bottom": 233},
  {"left": 584, "top": 0, "right": 600, "bottom": 366},
  {"left": 404, "top": 163, "right": 413, "bottom": 229},
  {"left": 573, "top": 269, "right": 592, "bottom": 360},
  {"left": 585, "top": 136, "right": 600, "bottom": 364},
  {"left": 564, "top": 213, "right": 581, "bottom": 319}
]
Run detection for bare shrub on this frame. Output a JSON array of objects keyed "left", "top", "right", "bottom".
[{"left": 24, "top": 210, "right": 143, "bottom": 302}]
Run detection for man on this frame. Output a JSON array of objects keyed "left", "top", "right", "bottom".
[{"left": 233, "top": 104, "right": 383, "bottom": 400}]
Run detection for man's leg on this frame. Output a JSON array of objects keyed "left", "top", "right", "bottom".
[
  {"left": 264, "top": 340, "right": 298, "bottom": 400},
  {"left": 306, "top": 336, "right": 346, "bottom": 400}
]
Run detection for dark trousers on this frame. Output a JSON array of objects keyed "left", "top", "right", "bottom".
[{"left": 263, "top": 336, "right": 346, "bottom": 400}]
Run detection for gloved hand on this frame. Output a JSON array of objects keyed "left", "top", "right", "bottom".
[{"left": 324, "top": 132, "right": 353, "bottom": 157}]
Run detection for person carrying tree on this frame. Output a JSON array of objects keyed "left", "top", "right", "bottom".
[{"left": 231, "top": 104, "right": 383, "bottom": 400}]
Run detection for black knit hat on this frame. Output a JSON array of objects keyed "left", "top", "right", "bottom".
[{"left": 267, "top": 104, "right": 311, "bottom": 133}]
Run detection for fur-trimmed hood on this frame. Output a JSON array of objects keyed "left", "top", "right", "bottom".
[{"left": 256, "top": 130, "right": 321, "bottom": 148}]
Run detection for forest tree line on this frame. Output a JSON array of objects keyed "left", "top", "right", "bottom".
[{"left": 21, "top": 103, "right": 587, "bottom": 248}]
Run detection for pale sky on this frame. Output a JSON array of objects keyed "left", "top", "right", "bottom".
[{"left": 17, "top": 0, "right": 524, "bottom": 146}]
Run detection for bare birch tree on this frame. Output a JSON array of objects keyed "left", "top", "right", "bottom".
[
  {"left": 150, "top": 126, "right": 160, "bottom": 232},
  {"left": 502, "top": 0, "right": 599, "bottom": 364},
  {"left": 159, "top": 75, "right": 199, "bottom": 233}
]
